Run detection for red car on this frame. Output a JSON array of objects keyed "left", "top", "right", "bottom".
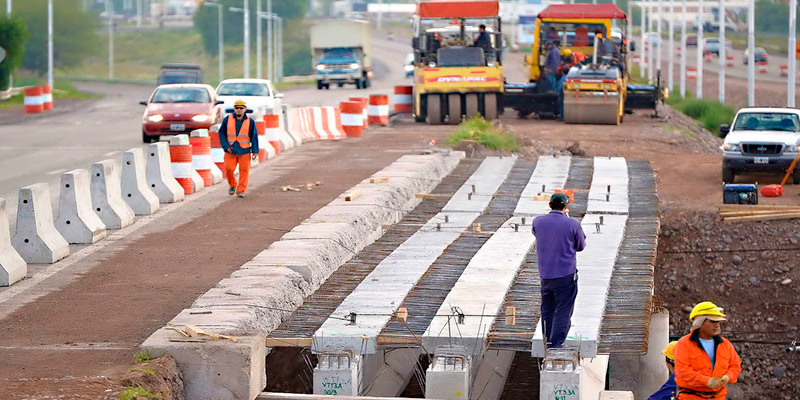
[{"left": 140, "top": 84, "right": 223, "bottom": 143}]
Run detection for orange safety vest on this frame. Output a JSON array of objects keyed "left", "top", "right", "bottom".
[
  {"left": 674, "top": 330, "right": 742, "bottom": 400},
  {"left": 226, "top": 115, "right": 251, "bottom": 149}
]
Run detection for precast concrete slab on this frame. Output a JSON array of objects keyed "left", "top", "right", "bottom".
[
  {"left": 0, "top": 198, "right": 26, "bottom": 286},
  {"left": 121, "top": 148, "right": 160, "bottom": 215},
  {"left": 514, "top": 156, "right": 571, "bottom": 217},
  {"left": 586, "top": 157, "right": 629, "bottom": 215},
  {"left": 312, "top": 157, "right": 516, "bottom": 355},
  {"left": 90, "top": 159, "right": 135, "bottom": 230},
  {"left": 54, "top": 169, "right": 108, "bottom": 244}
]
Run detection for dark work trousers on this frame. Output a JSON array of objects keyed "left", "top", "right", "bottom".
[{"left": 540, "top": 273, "right": 578, "bottom": 348}]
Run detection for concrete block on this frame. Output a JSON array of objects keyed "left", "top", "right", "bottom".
[
  {"left": 314, "top": 353, "right": 362, "bottom": 396},
  {"left": 425, "top": 346, "right": 471, "bottom": 400},
  {"left": 142, "top": 328, "right": 266, "bottom": 400},
  {"left": 599, "top": 391, "right": 634, "bottom": 400},
  {"left": 55, "top": 169, "right": 107, "bottom": 244},
  {"left": 146, "top": 142, "right": 185, "bottom": 203},
  {"left": 91, "top": 159, "right": 135, "bottom": 229},
  {"left": 210, "top": 162, "right": 223, "bottom": 184},
  {"left": 191, "top": 169, "right": 206, "bottom": 192},
  {"left": 282, "top": 103, "right": 303, "bottom": 148},
  {"left": 11, "top": 183, "right": 69, "bottom": 264},
  {"left": 278, "top": 110, "right": 294, "bottom": 150},
  {"left": 122, "top": 148, "right": 160, "bottom": 215},
  {"left": 0, "top": 198, "right": 26, "bottom": 286}
]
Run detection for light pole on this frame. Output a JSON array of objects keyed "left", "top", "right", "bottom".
[
  {"left": 258, "top": 11, "right": 282, "bottom": 82},
  {"left": 107, "top": 0, "right": 114, "bottom": 79},
  {"left": 657, "top": 0, "right": 662, "bottom": 81},
  {"left": 204, "top": 2, "right": 224, "bottom": 84},
  {"left": 640, "top": 0, "right": 646, "bottom": 79},
  {"left": 230, "top": 2, "right": 250, "bottom": 78},
  {"left": 747, "top": 0, "right": 754, "bottom": 106},
  {"left": 648, "top": 0, "right": 655, "bottom": 82},
  {"left": 267, "top": 0, "right": 272, "bottom": 82},
  {"left": 137, "top": 0, "right": 142, "bottom": 28},
  {"left": 789, "top": 0, "right": 797, "bottom": 107},
  {"left": 680, "top": 0, "right": 687, "bottom": 98},
  {"left": 278, "top": 17, "right": 283, "bottom": 81},
  {"left": 719, "top": 0, "right": 726, "bottom": 104},
  {"left": 47, "top": 0, "right": 53, "bottom": 89},
  {"left": 256, "top": 0, "right": 261, "bottom": 79},
  {"left": 696, "top": 0, "right": 704, "bottom": 98},
  {"left": 668, "top": 0, "right": 674, "bottom": 93}
]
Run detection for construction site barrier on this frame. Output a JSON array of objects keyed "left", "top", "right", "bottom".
[
  {"left": 190, "top": 129, "right": 214, "bottom": 186},
  {"left": 368, "top": 94, "right": 390, "bottom": 126},
  {"left": 675, "top": 46, "right": 681, "bottom": 56},
  {"left": 348, "top": 97, "right": 369, "bottom": 128},
  {"left": 254, "top": 113, "right": 267, "bottom": 162},
  {"left": 687, "top": 67, "right": 697, "bottom": 80},
  {"left": 704, "top": 52, "right": 713, "bottom": 62},
  {"left": 632, "top": 54, "right": 641, "bottom": 65},
  {"left": 781, "top": 64, "right": 789, "bottom": 77},
  {"left": 23, "top": 86, "right": 43, "bottom": 114},
  {"left": 321, "top": 106, "right": 345, "bottom": 140},
  {"left": 41, "top": 85, "right": 53, "bottom": 110},
  {"left": 0, "top": 198, "right": 27, "bottom": 286},
  {"left": 91, "top": 159, "right": 135, "bottom": 230},
  {"left": 759, "top": 61, "right": 768, "bottom": 74},
  {"left": 394, "top": 86, "right": 413, "bottom": 114},
  {"left": 310, "top": 107, "right": 341, "bottom": 141},
  {"left": 170, "top": 135, "right": 196, "bottom": 195},
  {"left": 281, "top": 104, "right": 303, "bottom": 149},
  {"left": 210, "top": 124, "right": 225, "bottom": 171},
  {"left": 146, "top": 142, "right": 185, "bottom": 203},
  {"left": 340, "top": 101, "right": 364, "bottom": 138},
  {"left": 55, "top": 169, "right": 107, "bottom": 244},
  {"left": 122, "top": 148, "right": 161, "bottom": 216},
  {"left": 725, "top": 55, "right": 734, "bottom": 67},
  {"left": 11, "top": 183, "right": 70, "bottom": 264},
  {"left": 265, "top": 114, "right": 282, "bottom": 154}
]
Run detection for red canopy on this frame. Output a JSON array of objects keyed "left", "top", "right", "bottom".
[
  {"left": 416, "top": 1, "right": 500, "bottom": 19},
  {"left": 537, "top": 4, "right": 627, "bottom": 20}
]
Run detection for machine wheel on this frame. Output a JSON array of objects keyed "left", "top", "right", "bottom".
[
  {"left": 793, "top": 167, "right": 800, "bottom": 184},
  {"left": 447, "top": 93, "right": 461, "bottom": 125},
  {"left": 484, "top": 93, "right": 498, "bottom": 120},
  {"left": 722, "top": 167, "right": 736, "bottom": 183},
  {"left": 324, "top": 83, "right": 330, "bottom": 90},
  {"left": 465, "top": 94, "right": 479, "bottom": 119},
  {"left": 427, "top": 94, "right": 443, "bottom": 125}
]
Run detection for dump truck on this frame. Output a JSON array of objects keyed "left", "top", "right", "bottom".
[
  {"left": 311, "top": 19, "right": 372, "bottom": 90},
  {"left": 503, "top": 4, "right": 663, "bottom": 124},
  {"left": 411, "top": 0, "right": 504, "bottom": 125}
]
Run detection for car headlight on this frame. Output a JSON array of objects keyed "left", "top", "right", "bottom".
[
  {"left": 316, "top": 64, "right": 325, "bottom": 71},
  {"left": 723, "top": 143, "right": 739, "bottom": 151},
  {"left": 349, "top": 63, "right": 360, "bottom": 69},
  {"left": 148, "top": 114, "right": 164, "bottom": 122},
  {"left": 191, "top": 114, "right": 211, "bottom": 122},
  {"left": 487, "top": 61, "right": 496, "bottom": 67},
  {"left": 428, "top": 61, "right": 436, "bottom": 68},
  {"left": 787, "top": 145, "right": 799, "bottom": 152}
]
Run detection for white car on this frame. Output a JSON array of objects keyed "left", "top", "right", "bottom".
[
  {"left": 215, "top": 79, "right": 283, "bottom": 118},
  {"left": 721, "top": 107, "right": 800, "bottom": 183}
]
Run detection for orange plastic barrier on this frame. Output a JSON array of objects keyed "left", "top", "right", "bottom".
[{"left": 340, "top": 101, "right": 364, "bottom": 138}]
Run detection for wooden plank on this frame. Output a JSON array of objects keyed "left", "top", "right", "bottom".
[
  {"left": 265, "top": 337, "right": 313, "bottom": 347},
  {"left": 376, "top": 335, "right": 421, "bottom": 345},
  {"left": 724, "top": 212, "right": 800, "bottom": 222},
  {"left": 414, "top": 193, "right": 451, "bottom": 199},
  {"left": 717, "top": 204, "right": 800, "bottom": 210},
  {"left": 344, "top": 189, "right": 361, "bottom": 201},
  {"left": 370, "top": 177, "right": 390, "bottom": 183},
  {"left": 720, "top": 209, "right": 800, "bottom": 217}
]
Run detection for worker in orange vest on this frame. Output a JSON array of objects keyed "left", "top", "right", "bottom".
[
  {"left": 218, "top": 99, "right": 259, "bottom": 198},
  {"left": 674, "top": 301, "right": 742, "bottom": 400}
]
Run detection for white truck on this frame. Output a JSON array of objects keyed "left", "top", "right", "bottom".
[
  {"left": 311, "top": 19, "right": 372, "bottom": 90},
  {"left": 721, "top": 107, "right": 800, "bottom": 184}
]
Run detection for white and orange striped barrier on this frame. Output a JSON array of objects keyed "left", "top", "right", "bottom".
[
  {"left": 169, "top": 135, "right": 196, "bottom": 195},
  {"left": 209, "top": 124, "right": 225, "bottom": 171},
  {"left": 189, "top": 130, "right": 214, "bottom": 187},
  {"left": 725, "top": 55, "right": 734, "bottom": 67},
  {"left": 687, "top": 67, "right": 697, "bottom": 80},
  {"left": 287, "top": 107, "right": 343, "bottom": 142},
  {"left": 675, "top": 46, "right": 681, "bottom": 57},
  {"left": 704, "top": 52, "right": 713, "bottom": 62},
  {"left": 280, "top": 104, "right": 303, "bottom": 149},
  {"left": 24, "top": 87, "right": 43, "bottom": 114},
  {"left": 265, "top": 114, "right": 282, "bottom": 155},
  {"left": 633, "top": 54, "right": 641, "bottom": 65},
  {"left": 316, "top": 106, "right": 344, "bottom": 140},
  {"left": 758, "top": 61, "right": 768, "bottom": 74},
  {"left": 340, "top": 101, "right": 364, "bottom": 138},
  {"left": 41, "top": 85, "right": 53, "bottom": 110},
  {"left": 394, "top": 86, "right": 413, "bottom": 114},
  {"left": 254, "top": 113, "right": 267, "bottom": 162},
  {"left": 348, "top": 97, "right": 369, "bottom": 129},
  {"left": 368, "top": 94, "right": 389, "bottom": 126},
  {"left": 781, "top": 64, "right": 789, "bottom": 77}
]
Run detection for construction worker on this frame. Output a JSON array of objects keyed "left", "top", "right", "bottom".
[
  {"left": 648, "top": 341, "right": 678, "bottom": 400},
  {"left": 674, "top": 301, "right": 742, "bottom": 400},
  {"left": 531, "top": 193, "right": 587, "bottom": 348},
  {"left": 218, "top": 99, "right": 259, "bottom": 198},
  {"left": 543, "top": 40, "right": 561, "bottom": 92},
  {"left": 473, "top": 24, "right": 491, "bottom": 54}
]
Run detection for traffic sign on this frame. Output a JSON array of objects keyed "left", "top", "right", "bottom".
[{"left": 0, "top": 46, "right": 5, "bottom": 64}]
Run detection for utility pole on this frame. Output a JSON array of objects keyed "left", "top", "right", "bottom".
[
  {"left": 789, "top": 0, "right": 797, "bottom": 107},
  {"left": 640, "top": 0, "right": 646, "bottom": 79},
  {"left": 377, "top": 0, "right": 383, "bottom": 31},
  {"left": 657, "top": 0, "right": 663, "bottom": 80},
  {"left": 137, "top": 0, "right": 142, "bottom": 28},
  {"left": 107, "top": 0, "right": 114, "bottom": 79},
  {"left": 626, "top": 0, "right": 632, "bottom": 74},
  {"left": 278, "top": 17, "right": 283, "bottom": 81},
  {"left": 648, "top": 0, "right": 655, "bottom": 82},
  {"left": 5, "top": 0, "right": 9, "bottom": 15},
  {"left": 257, "top": 0, "right": 262, "bottom": 79},
  {"left": 719, "top": 0, "right": 726, "bottom": 104},
  {"left": 747, "top": 0, "right": 755, "bottom": 106},
  {"left": 267, "top": 0, "right": 272, "bottom": 82},
  {"left": 230, "top": 2, "right": 251, "bottom": 78},
  {"left": 668, "top": 0, "right": 674, "bottom": 92},
  {"left": 696, "top": 0, "right": 704, "bottom": 98},
  {"left": 681, "top": 0, "right": 687, "bottom": 98},
  {"left": 47, "top": 0, "right": 53, "bottom": 89},
  {"left": 204, "top": 2, "right": 224, "bottom": 84}
]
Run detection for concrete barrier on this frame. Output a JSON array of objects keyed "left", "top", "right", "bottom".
[
  {"left": 146, "top": 142, "right": 185, "bottom": 204},
  {"left": 122, "top": 148, "right": 161, "bottom": 216},
  {"left": 210, "top": 162, "right": 223, "bottom": 185},
  {"left": 91, "top": 159, "right": 135, "bottom": 230},
  {"left": 55, "top": 169, "right": 108, "bottom": 244},
  {"left": 11, "top": 183, "right": 70, "bottom": 264},
  {"left": 0, "top": 198, "right": 27, "bottom": 286},
  {"left": 281, "top": 104, "right": 303, "bottom": 149}
]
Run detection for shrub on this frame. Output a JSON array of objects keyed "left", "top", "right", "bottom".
[{"left": 446, "top": 116, "right": 521, "bottom": 152}]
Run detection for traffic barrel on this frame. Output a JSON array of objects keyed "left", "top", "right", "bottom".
[
  {"left": 368, "top": 94, "right": 389, "bottom": 126},
  {"left": 41, "top": 85, "right": 53, "bottom": 110},
  {"left": 687, "top": 67, "right": 697, "bottom": 80},
  {"left": 394, "top": 85, "right": 413, "bottom": 114},
  {"left": 340, "top": 101, "right": 364, "bottom": 138},
  {"left": 264, "top": 114, "right": 281, "bottom": 154},
  {"left": 725, "top": 55, "right": 734, "bottom": 67},
  {"left": 209, "top": 124, "right": 224, "bottom": 171},
  {"left": 704, "top": 52, "right": 713, "bottom": 62},
  {"left": 758, "top": 61, "right": 768, "bottom": 74},
  {"left": 632, "top": 54, "right": 641, "bottom": 65},
  {"left": 253, "top": 113, "right": 267, "bottom": 162},
  {"left": 169, "top": 134, "right": 194, "bottom": 195},
  {"left": 675, "top": 46, "right": 681, "bottom": 57},
  {"left": 189, "top": 129, "right": 213, "bottom": 187},
  {"left": 348, "top": 97, "right": 369, "bottom": 128},
  {"left": 23, "top": 87, "right": 43, "bottom": 114},
  {"left": 781, "top": 64, "right": 789, "bottom": 77}
]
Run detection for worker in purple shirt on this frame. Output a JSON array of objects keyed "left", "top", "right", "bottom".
[{"left": 531, "top": 192, "right": 587, "bottom": 348}]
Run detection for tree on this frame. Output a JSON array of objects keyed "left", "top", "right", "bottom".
[
  {"left": 16, "top": 0, "right": 100, "bottom": 75},
  {"left": 0, "top": 16, "right": 28, "bottom": 90}
]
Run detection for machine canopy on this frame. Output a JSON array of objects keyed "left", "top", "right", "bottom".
[
  {"left": 416, "top": 1, "right": 500, "bottom": 19},
  {"left": 537, "top": 4, "right": 627, "bottom": 20}
]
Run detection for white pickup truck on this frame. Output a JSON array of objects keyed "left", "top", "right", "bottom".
[{"left": 721, "top": 107, "right": 800, "bottom": 184}]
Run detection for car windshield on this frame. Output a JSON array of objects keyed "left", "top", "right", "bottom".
[
  {"left": 733, "top": 112, "right": 800, "bottom": 132},
  {"left": 437, "top": 47, "right": 485, "bottom": 67},
  {"left": 159, "top": 72, "right": 200, "bottom": 85},
  {"left": 322, "top": 48, "right": 356, "bottom": 61},
  {"left": 217, "top": 82, "right": 270, "bottom": 97},
  {"left": 540, "top": 22, "right": 606, "bottom": 47},
  {"left": 151, "top": 87, "right": 210, "bottom": 103}
]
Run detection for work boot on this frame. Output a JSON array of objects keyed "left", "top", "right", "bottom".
[
  {"left": 237, "top": 192, "right": 245, "bottom": 198},
  {"left": 229, "top": 187, "right": 236, "bottom": 195}
]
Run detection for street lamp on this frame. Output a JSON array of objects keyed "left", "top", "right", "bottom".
[
  {"left": 204, "top": 2, "right": 224, "bottom": 84},
  {"left": 229, "top": 0, "right": 250, "bottom": 78},
  {"left": 47, "top": 0, "right": 53, "bottom": 89},
  {"left": 258, "top": 11, "right": 282, "bottom": 83},
  {"left": 106, "top": 0, "right": 114, "bottom": 79}
]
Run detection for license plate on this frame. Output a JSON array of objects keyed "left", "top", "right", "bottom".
[
  {"left": 170, "top": 123, "right": 185, "bottom": 131},
  {"left": 754, "top": 157, "right": 769, "bottom": 164}
]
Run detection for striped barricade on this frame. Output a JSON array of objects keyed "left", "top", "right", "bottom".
[
  {"left": 42, "top": 85, "right": 53, "bottom": 110},
  {"left": 209, "top": 124, "right": 224, "bottom": 171},
  {"left": 189, "top": 129, "right": 213, "bottom": 186},
  {"left": 348, "top": 97, "right": 369, "bottom": 129},
  {"left": 254, "top": 113, "right": 267, "bottom": 162},
  {"left": 281, "top": 104, "right": 303, "bottom": 149},
  {"left": 340, "top": 101, "right": 364, "bottom": 137},
  {"left": 394, "top": 86, "right": 413, "bottom": 114},
  {"left": 368, "top": 94, "right": 389, "bottom": 126},
  {"left": 169, "top": 135, "right": 195, "bottom": 195},
  {"left": 725, "top": 55, "right": 734, "bottom": 67},
  {"left": 758, "top": 61, "right": 768, "bottom": 74},
  {"left": 781, "top": 64, "right": 789, "bottom": 77},
  {"left": 24, "top": 87, "right": 43, "bottom": 114},
  {"left": 265, "top": 114, "right": 282, "bottom": 155},
  {"left": 687, "top": 67, "right": 697, "bottom": 80},
  {"left": 321, "top": 106, "right": 345, "bottom": 140}
]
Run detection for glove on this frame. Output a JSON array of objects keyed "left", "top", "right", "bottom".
[
  {"left": 706, "top": 377, "right": 722, "bottom": 389},
  {"left": 720, "top": 375, "right": 730, "bottom": 385},
  {"left": 251, "top": 153, "right": 258, "bottom": 160}
]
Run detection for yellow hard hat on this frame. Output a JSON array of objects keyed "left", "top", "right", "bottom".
[
  {"left": 564, "top": 48, "right": 572, "bottom": 56},
  {"left": 662, "top": 341, "right": 678, "bottom": 360},
  {"left": 689, "top": 301, "right": 727, "bottom": 321},
  {"left": 234, "top": 99, "right": 247, "bottom": 107}
]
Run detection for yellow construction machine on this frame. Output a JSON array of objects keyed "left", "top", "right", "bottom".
[
  {"left": 411, "top": 0, "right": 504, "bottom": 125},
  {"left": 504, "top": 4, "right": 663, "bottom": 124}
]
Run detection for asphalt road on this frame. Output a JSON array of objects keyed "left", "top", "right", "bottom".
[{"left": 0, "top": 34, "right": 409, "bottom": 230}]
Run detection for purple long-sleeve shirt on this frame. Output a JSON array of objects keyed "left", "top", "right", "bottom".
[{"left": 531, "top": 211, "right": 587, "bottom": 279}]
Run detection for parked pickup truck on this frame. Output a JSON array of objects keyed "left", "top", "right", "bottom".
[{"left": 721, "top": 107, "right": 800, "bottom": 184}]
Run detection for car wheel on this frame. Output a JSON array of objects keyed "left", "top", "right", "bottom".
[
  {"left": 142, "top": 131, "right": 157, "bottom": 143},
  {"left": 722, "top": 167, "right": 735, "bottom": 183}
]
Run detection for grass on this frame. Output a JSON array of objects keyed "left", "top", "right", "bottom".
[
  {"left": 129, "top": 367, "right": 156, "bottom": 376},
  {"left": 446, "top": 115, "right": 521, "bottom": 152},
  {"left": 666, "top": 90, "right": 736, "bottom": 136},
  {"left": 133, "top": 350, "right": 155, "bottom": 364},
  {"left": 0, "top": 77, "right": 98, "bottom": 109},
  {"left": 119, "top": 385, "right": 157, "bottom": 400}
]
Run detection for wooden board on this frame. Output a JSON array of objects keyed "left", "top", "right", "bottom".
[{"left": 265, "top": 337, "right": 313, "bottom": 347}]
